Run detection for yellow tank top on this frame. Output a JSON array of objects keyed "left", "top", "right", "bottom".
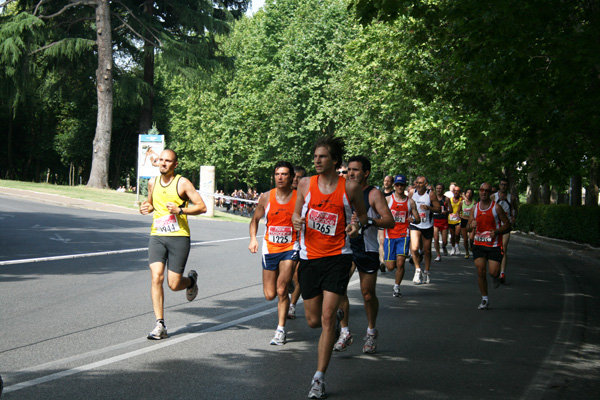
[
  {"left": 448, "top": 197, "right": 462, "bottom": 225},
  {"left": 151, "top": 175, "right": 191, "bottom": 236}
]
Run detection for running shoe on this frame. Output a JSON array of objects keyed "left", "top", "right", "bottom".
[
  {"left": 379, "top": 262, "right": 386, "bottom": 272},
  {"left": 186, "top": 270, "right": 198, "bottom": 301},
  {"left": 333, "top": 330, "right": 353, "bottom": 351},
  {"left": 443, "top": 246, "right": 448, "bottom": 256},
  {"left": 464, "top": 251, "right": 470, "bottom": 259},
  {"left": 423, "top": 270, "right": 431, "bottom": 284},
  {"left": 455, "top": 245, "right": 460, "bottom": 255},
  {"left": 393, "top": 286, "right": 402, "bottom": 298},
  {"left": 308, "top": 378, "right": 326, "bottom": 399},
  {"left": 362, "top": 329, "right": 378, "bottom": 354},
  {"left": 147, "top": 322, "right": 168, "bottom": 340},
  {"left": 434, "top": 255, "right": 441, "bottom": 262},
  {"left": 478, "top": 299, "right": 489, "bottom": 310},
  {"left": 450, "top": 247, "right": 455, "bottom": 256},
  {"left": 500, "top": 272, "right": 506, "bottom": 284},
  {"left": 493, "top": 275, "right": 501, "bottom": 289},
  {"left": 335, "top": 308, "right": 344, "bottom": 338},
  {"left": 270, "top": 329, "right": 287, "bottom": 345},
  {"left": 412, "top": 270, "right": 422, "bottom": 284},
  {"left": 288, "top": 304, "right": 296, "bottom": 319}
]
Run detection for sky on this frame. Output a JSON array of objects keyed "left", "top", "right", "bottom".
[{"left": 248, "top": 0, "right": 265, "bottom": 16}]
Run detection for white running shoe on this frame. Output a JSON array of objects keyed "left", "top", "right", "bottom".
[
  {"left": 270, "top": 330, "right": 287, "bottom": 345},
  {"left": 147, "top": 322, "right": 168, "bottom": 340},
  {"left": 423, "top": 271, "right": 431, "bottom": 284},
  {"left": 308, "top": 378, "right": 326, "bottom": 399},
  {"left": 412, "top": 270, "right": 422, "bottom": 284},
  {"left": 434, "top": 255, "right": 441, "bottom": 262},
  {"left": 287, "top": 304, "right": 296, "bottom": 319},
  {"left": 478, "top": 299, "right": 489, "bottom": 310},
  {"left": 455, "top": 245, "right": 460, "bottom": 255},
  {"left": 186, "top": 270, "right": 198, "bottom": 301},
  {"left": 362, "top": 330, "right": 378, "bottom": 354},
  {"left": 333, "top": 330, "right": 354, "bottom": 351},
  {"left": 393, "top": 286, "right": 402, "bottom": 298},
  {"left": 450, "top": 247, "right": 455, "bottom": 256}
]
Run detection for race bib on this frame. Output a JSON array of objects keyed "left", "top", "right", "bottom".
[
  {"left": 449, "top": 213, "right": 460, "bottom": 222},
  {"left": 475, "top": 230, "right": 493, "bottom": 243},
  {"left": 154, "top": 214, "right": 180, "bottom": 233},
  {"left": 419, "top": 212, "right": 427, "bottom": 223},
  {"left": 392, "top": 210, "right": 406, "bottom": 223},
  {"left": 462, "top": 209, "right": 470, "bottom": 217},
  {"left": 268, "top": 226, "right": 292, "bottom": 244},
  {"left": 307, "top": 209, "right": 338, "bottom": 236}
]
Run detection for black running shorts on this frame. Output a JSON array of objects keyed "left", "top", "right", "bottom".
[{"left": 298, "top": 254, "right": 353, "bottom": 300}]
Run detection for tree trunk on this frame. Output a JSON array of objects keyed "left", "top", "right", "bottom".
[
  {"left": 87, "top": 0, "right": 113, "bottom": 189},
  {"left": 526, "top": 170, "right": 540, "bottom": 204},
  {"left": 570, "top": 175, "right": 582, "bottom": 206},
  {"left": 540, "top": 184, "right": 551, "bottom": 204},
  {"left": 138, "top": 0, "right": 155, "bottom": 135},
  {"left": 6, "top": 111, "right": 15, "bottom": 179},
  {"left": 585, "top": 159, "right": 599, "bottom": 206}
]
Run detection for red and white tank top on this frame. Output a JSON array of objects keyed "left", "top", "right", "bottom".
[
  {"left": 262, "top": 189, "right": 298, "bottom": 254},
  {"left": 385, "top": 194, "right": 411, "bottom": 239},
  {"left": 300, "top": 176, "right": 353, "bottom": 260},
  {"left": 473, "top": 201, "right": 502, "bottom": 247}
]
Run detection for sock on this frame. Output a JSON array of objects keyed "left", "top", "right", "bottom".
[
  {"left": 367, "top": 327, "right": 376, "bottom": 335},
  {"left": 394, "top": 284, "right": 399, "bottom": 289},
  {"left": 416, "top": 268, "right": 421, "bottom": 272},
  {"left": 314, "top": 371, "right": 324, "bottom": 381},
  {"left": 482, "top": 296, "right": 489, "bottom": 301},
  {"left": 277, "top": 325, "right": 285, "bottom": 332},
  {"left": 157, "top": 319, "right": 165, "bottom": 327},
  {"left": 341, "top": 326, "right": 349, "bottom": 334}
]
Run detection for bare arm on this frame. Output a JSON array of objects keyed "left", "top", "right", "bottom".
[
  {"left": 493, "top": 204, "right": 512, "bottom": 238},
  {"left": 369, "top": 190, "right": 395, "bottom": 229},
  {"left": 345, "top": 180, "right": 367, "bottom": 237},
  {"left": 428, "top": 191, "right": 441, "bottom": 213},
  {"left": 409, "top": 199, "right": 421, "bottom": 224},
  {"left": 172, "top": 177, "right": 207, "bottom": 216},
  {"left": 248, "top": 192, "right": 269, "bottom": 253},
  {"left": 292, "top": 177, "right": 309, "bottom": 231}
]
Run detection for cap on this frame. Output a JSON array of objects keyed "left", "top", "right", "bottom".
[{"left": 394, "top": 175, "right": 407, "bottom": 185}]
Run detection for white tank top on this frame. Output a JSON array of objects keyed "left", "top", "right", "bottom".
[{"left": 410, "top": 189, "right": 433, "bottom": 229}]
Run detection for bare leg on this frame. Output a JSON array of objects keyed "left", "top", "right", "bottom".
[{"left": 359, "top": 271, "right": 378, "bottom": 329}]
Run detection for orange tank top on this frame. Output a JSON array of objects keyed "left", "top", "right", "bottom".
[
  {"left": 385, "top": 194, "right": 411, "bottom": 239},
  {"left": 262, "top": 189, "right": 297, "bottom": 254},
  {"left": 300, "top": 175, "right": 353, "bottom": 260},
  {"left": 473, "top": 201, "right": 502, "bottom": 247}
]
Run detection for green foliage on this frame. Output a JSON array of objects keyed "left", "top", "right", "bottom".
[{"left": 516, "top": 204, "right": 600, "bottom": 246}]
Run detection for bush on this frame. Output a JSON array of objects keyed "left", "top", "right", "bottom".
[{"left": 515, "top": 204, "right": 600, "bottom": 246}]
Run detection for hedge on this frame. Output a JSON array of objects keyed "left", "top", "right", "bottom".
[{"left": 515, "top": 204, "right": 600, "bottom": 246}]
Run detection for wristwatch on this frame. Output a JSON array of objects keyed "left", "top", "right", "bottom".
[
  {"left": 179, "top": 207, "right": 184, "bottom": 215},
  {"left": 367, "top": 217, "right": 374, "bottom": 226}
]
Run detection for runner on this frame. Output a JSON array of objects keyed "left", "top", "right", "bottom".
[
  {"left": 491, "top": 178, "right": 517, "bottom": 283},
  {"left": 460, "top": 188, "right": 476, "bottom": 259},
  {"left": 467, "top": 182, "right": 511, "bottom": 310},
  {"left": 384, "top": 175, "right": 421, "bottom": 297},
  {"left": 249, "top": 161, "right": 298, "bottom": 345},
  {"left": 448, "top": 185, "right": 463, "bottom": 255},
  {"left": 139, "top": 149, "right": 207, "bottom": 340},
  {"left": 292, "top": 136, "right": 367, "bottom": 399},
  {"left": 334, "top": 156, "right": 394, "bottom": 354},
  {"left": 289, "top": 165, "right": 308, "bottom": 319},
  {"left": 409, "top": 176, "right": 441, "bottom": 284},
  {"left": 432, "top": 183, "right": 450, "bottom": 262},
  {"left": 378, "top": 175, "right": 395, "bottom": 271}
]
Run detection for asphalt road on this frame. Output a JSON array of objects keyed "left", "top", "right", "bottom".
[{"left": 0, "top": 194, "right": 599, "bottom": 399}]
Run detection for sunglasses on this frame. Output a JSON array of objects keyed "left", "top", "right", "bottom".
[{"left": 338, "top": 170, "right": 347, "bottom": 175}]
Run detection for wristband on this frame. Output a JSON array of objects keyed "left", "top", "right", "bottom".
[{"left": 179, "top": 208, "right": 184, "bottom": 215}]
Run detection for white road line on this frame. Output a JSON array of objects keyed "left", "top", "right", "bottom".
[
  {"left": 3, "top": 277, "right": 361, "bottom": 394},
  {"left": 0, "top": 237, "right": 250, "bottom": 266}
]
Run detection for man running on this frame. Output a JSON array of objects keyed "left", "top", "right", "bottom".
[
  {"left": 289, "top": 165, "right": 307, "bottom": 319},
  {"left": 378, "top": 175, "right": 395, "bottom": 271},
  {"left": 467, "top": 182, "right": 511, "bottom": 310},
  {"left": 491, "top": 178, "right": 516, "bottom": 283},
  {"left": 409, "top": 176, "right": 441, "bottom": 284},
  {"left": 140, "top": 149, "right": 207, "bottom": 340},
  {"left": 384, "top": 174, "right": 421, "bottom": 297},
  {"left": 432, "top": 183, "right": 450, "bottom": 261},
  {"left": 448, "top": 185, "right": 463, "bottom": 255},
  {"left": 460, "top": 188, "right": 475, "bottom": 258},
  {"left": 334, "top": 156, "right": 394, "bottom": 354},
  {"left": 249, "top": 161, "right": 298, "bottom": 345},
  {"left": 292, "top": 136, "right": 367, "bottom": 399}
]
